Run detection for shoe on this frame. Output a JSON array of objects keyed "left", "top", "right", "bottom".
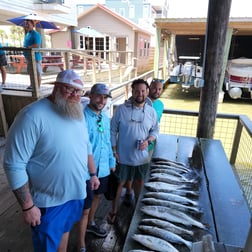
[
  {"left": 86, "top": 224, "right": 107, "bottom": 237},
  {"left": 26, "top": 86, "right": 33, "bottom": 90},
  {"left": 107, "top": 211, "right": 116, "bottom": 224},
  {"left": 80, "top": 248, "right": 86, "bottom": 252},
  {"left": 123, "top": 193, "right": 133, "bottom": 207}
]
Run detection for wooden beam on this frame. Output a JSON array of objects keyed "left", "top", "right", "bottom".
[{"left": 197, "top": 0, "right": 232, "bottom": 138}]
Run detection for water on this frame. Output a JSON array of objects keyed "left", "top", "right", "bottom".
[{"left": 161, "top": 84, "right": 252, "bottom": 120}]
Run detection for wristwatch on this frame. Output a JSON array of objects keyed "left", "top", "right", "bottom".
[{"left": 89, "top": 172, "right": 97, "bottom": 177}]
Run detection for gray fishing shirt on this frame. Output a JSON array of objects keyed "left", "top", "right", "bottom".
[{"left": 110, "top": 99, "right": 159, "bottom": 166}]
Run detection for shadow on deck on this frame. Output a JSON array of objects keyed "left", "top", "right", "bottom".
[{"left": 68, "top": 193, "right": 135, "bottom": 252}]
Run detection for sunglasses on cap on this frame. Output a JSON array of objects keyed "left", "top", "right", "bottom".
[{"left": 152, "top": 78, "right": 164, "bottom": 84}]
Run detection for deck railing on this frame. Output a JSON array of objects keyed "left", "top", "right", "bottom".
[{"left": 0, "top": 47, "right": 137, "bottom": 99}]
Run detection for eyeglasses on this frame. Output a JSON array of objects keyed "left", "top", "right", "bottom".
[
  {"left": 97, "top": 116, "right": 104, "bottom": 133},
  {"left": 152, "top": 78, "right": 164, "bottom": 84},
  {"left": 63, "top": 86, "right": 83, "bottom": 96},
  {"left": 131, "top": 104, "right": 145, "bottom": 123}
]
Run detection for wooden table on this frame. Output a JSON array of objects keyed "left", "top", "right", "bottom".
[
  {"left": 9, "top": 55, "right": 27, "bottom": 74},
  {"left": 122, "top": 134, "right": 251, "bottom": 252},
  {"left": 42, "top": 55, "right": 64, "bottom": 72}
]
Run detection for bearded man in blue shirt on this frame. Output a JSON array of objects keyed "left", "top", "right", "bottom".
[{"left": 4, "top": 70, "right": 99, "bottom": 252}]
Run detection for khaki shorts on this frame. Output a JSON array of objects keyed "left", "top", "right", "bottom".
[{"left": 116, "top": 163, "right": 149, "bottom": 182}]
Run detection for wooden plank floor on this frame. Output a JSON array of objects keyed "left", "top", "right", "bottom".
[{"left": 0, "top": 142, "right": 135, "bottom": 252}]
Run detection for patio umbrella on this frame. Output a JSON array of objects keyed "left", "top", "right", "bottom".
[
  {"left": 7, "top": 13, "right": 58, "bottom": 30},
  {"left": 74, "top": 26, "right": 103, "bottom": 37}
]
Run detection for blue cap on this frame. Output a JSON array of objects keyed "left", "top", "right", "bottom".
[{"left": 91, "top": 83, "right": 112, "bottom": 98}]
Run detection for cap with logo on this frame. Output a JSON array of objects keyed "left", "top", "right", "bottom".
[
  {"left": 91, "top": 83, "right": 112, "bottom": 98},
  {"left": 55, "top": 69, "right": 83, "bottom": 89}
]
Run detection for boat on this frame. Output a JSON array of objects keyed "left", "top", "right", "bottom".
[
  {"left": 224, "top": 57, "right": 252, "bottom": 99},
  {"left": 169, "top": 56, "right": 204, "bottom": 88}
]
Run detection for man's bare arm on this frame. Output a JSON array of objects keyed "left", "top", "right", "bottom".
[{"left": 13, "top": 182, "right": 34, "bottom": 210}]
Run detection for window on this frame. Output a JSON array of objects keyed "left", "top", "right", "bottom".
[
  {"left": 129, "top": 5, "right": 135, "bottom": 18},
  {"left": 143, "top": 4, "right": 150, "bottom": 18},
  {"left": 80, "top": 36, "right": 84, "bottom": 49},
  {"left": 119, "top": 8, "right": 125, "bottom": 17}
]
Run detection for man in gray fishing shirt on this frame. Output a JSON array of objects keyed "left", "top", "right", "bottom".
[{"left": 108, "top": 78, "right": 159, "bottom": 224}]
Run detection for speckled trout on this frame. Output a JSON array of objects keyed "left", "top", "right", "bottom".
[
  {"left": 141, "top": 197, "right": 200, "bottom": 213},
  {"left": 132, "top": 234, "right": 179, "bottom": 252},
  {"left": 144, "top": 191, "right": 198, "bottom": 206},
  {"left": 141, "top": 218, "right": 194, "bottom": 236},
  {"left": 138, "top": 225, "right": 192, "bottom": 250},
  {"left": 141, "top": 205, "right": 206, "bottom": 230}
]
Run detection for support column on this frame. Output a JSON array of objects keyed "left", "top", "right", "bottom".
[
  {"left": 218, "top": 27, "right": 233, "bottom": 103},
  {"left": 154, "top": 27, "right": 161, "bottom": 78}
]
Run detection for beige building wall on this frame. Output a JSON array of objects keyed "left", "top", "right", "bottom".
[{"left": 51, "top": 30, "right": 72, "bottom": 49}]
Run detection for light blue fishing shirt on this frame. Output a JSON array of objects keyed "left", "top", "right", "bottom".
[
  {"left": 84, "top": 106, "right": 116, "bottom": 179},
  {"left": 110, "top": 99, "right": 159, "bottom": 166},
  {"left": 152, "top": 99, "right": 164, "bottom": 123},
  {"left": 4, "top": 98, "right": 92, "bottom": 208}
]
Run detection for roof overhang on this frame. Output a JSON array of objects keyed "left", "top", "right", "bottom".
[{"left": 155, "top": 17, "right": 252, "bottom": 36}]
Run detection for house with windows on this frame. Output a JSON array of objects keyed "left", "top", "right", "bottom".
[
  {"left": 76, "top": 0, "right": 169, "bottom": 35},
  {"left": 51, "top": 3, "right": 153, "bottom": 73}
]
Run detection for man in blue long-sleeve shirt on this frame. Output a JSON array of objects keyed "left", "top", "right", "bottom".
[{"left": 78, "top": 83, "right": 116, "bottom": 252}]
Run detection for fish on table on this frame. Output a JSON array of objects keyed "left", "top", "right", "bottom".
[
  {"left": 140, "top": 218, "right": 194, "bottom": 236},
  {"left": 141, "top": 197, "right": 201, "bottom": 214},
  {"left": 144, "top": 191, "right": 199, "bottom": 206},
  {"left": 144, "top": 181, "right": 199, "bottom": 197},
  {"left": 138, "top": 225, "right": 193, "bottom": 250},
  {"left": 132, "top": 234, "right": 179, "bottom": 252},
  {"left": 140, "top": 205, "right": 206, "bottom": 230}
]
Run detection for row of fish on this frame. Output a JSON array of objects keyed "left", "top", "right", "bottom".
[{"left": 131, "top": 158, "right": 206, "bottom": 252}]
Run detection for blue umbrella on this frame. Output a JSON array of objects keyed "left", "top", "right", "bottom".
[
  {"left": 74, "top": 26, "right": 103, "bottom": 37},
  {"left": 7, "top": 13, "right": 58, "bottom": 30}
]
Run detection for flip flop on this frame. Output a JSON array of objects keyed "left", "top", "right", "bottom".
[{"left": 107, "top": 212, "right": 116, "bottom": 224}]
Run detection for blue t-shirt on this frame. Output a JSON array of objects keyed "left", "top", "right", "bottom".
[
  {"left": 0, "top": 44, "right": 5, "bottom": 56},
  {"left": 23, "top": 30, "right": 42, "bottom": 61},
  {"left": 4, "top": 98, "right": 92, "bottom": 208},
  {"left": 152, "top": 99, "right": 164, "bottom": 122}
]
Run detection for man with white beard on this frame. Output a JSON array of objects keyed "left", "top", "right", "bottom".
[{"left": 3, "top": 70, "right": 100, "bottom": 252}]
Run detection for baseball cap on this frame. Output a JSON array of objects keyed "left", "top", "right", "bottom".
[
  {"left": 90, "top": 83, "right": 112, "bottom": 98},
  {"left": 55, "top": 70, "right": 83, "bottom": 90}
]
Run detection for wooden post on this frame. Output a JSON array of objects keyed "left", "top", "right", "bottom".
[
  {"left": 0, "top": 94, "right": 8, "bottom": 137},
  {"left": 197, "top": 0, "right": 232, "bottom": 138},
  {"left": 218, "top": 27, "right": 233, "bottom": 103}
]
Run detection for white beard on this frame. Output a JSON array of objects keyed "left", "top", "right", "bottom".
[{"left": 54, "top": 90, "right": 83, "bottom": 121}]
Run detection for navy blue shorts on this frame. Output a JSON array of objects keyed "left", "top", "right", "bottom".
[
  {"left": 84, "top": 176, "right": 109, "bottom": 209},
  {"left": 31, "top": 199, "right": 84, "bottom": 252}
]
